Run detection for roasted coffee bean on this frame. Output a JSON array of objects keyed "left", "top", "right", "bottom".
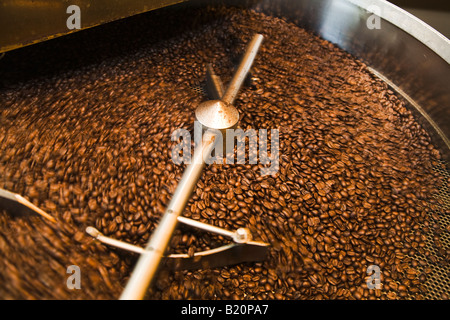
[{"left": 0, "top": 4, "right": 446, "bottom": 300}]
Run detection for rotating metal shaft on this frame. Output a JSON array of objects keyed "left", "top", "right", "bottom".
[
  {"left": 222, "top": 34, "right": 264, "bottom": 106},
  {"left": 120, "top": 133, "right": 215, "bottom": 300},
  {"left": 120, "top": 33, "right": 263, "bottom": 300}
]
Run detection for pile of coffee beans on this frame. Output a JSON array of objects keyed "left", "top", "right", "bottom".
[{"left": 0, "top": 5, "right": 448, "bottom": 299}]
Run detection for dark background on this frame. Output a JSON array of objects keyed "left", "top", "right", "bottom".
[
  {"left": 390, "top": 0, "right": 450, "bottom": 11},
  {"left": 390, "top": 0, "right": 450, "bottom": 38}
]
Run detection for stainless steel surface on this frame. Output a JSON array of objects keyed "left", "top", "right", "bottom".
[
  {"left": 177, "top": 216, "right": 235, "bottom": 239},
  {"left": 195, "top": 100, "right": 240, "bottom": 130},
  {"left": 221, "top": 33, "right": 264, "bottom": 106},
  {"left": 0, "top": 188, "right": 56, "bottom": 223},
  {"left": 120, "top": 132, "right": 215, "bottom": 300},
  {"left": 232, "top": 228, "right": 252, "bottom": 243},
  {"left": 400, "top": 7, "right": 450, "bottom": 39},
  {"left": 86, "top": 226, "right": 144, "bottom": 255},
  {"left": 348, "top": 0, "right": 450, "bottom": 63},
  {"left": 0, "top": 0, "right": 187, "bottom": 53}
]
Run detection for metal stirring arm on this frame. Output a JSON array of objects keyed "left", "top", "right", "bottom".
[
  {"left": 86, "top": 216, "right": 269, "bottom": 271},
  {"left": 0, "top": 188, "right": 56, "bottom": 223},
  {"left": 120, "top": 34, "right": 264, "bottom": 300}
]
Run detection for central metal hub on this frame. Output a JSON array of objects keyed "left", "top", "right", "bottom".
[{"left": 195, "top": 100, "right": 239, "bottom": 131}]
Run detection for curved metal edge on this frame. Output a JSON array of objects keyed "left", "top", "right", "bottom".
[
  {"left": 367, "top": 66, "right": 450, "bottom": 153},
  {"left": 348, "top": 0, "right": 450, "bottom": 64}
]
